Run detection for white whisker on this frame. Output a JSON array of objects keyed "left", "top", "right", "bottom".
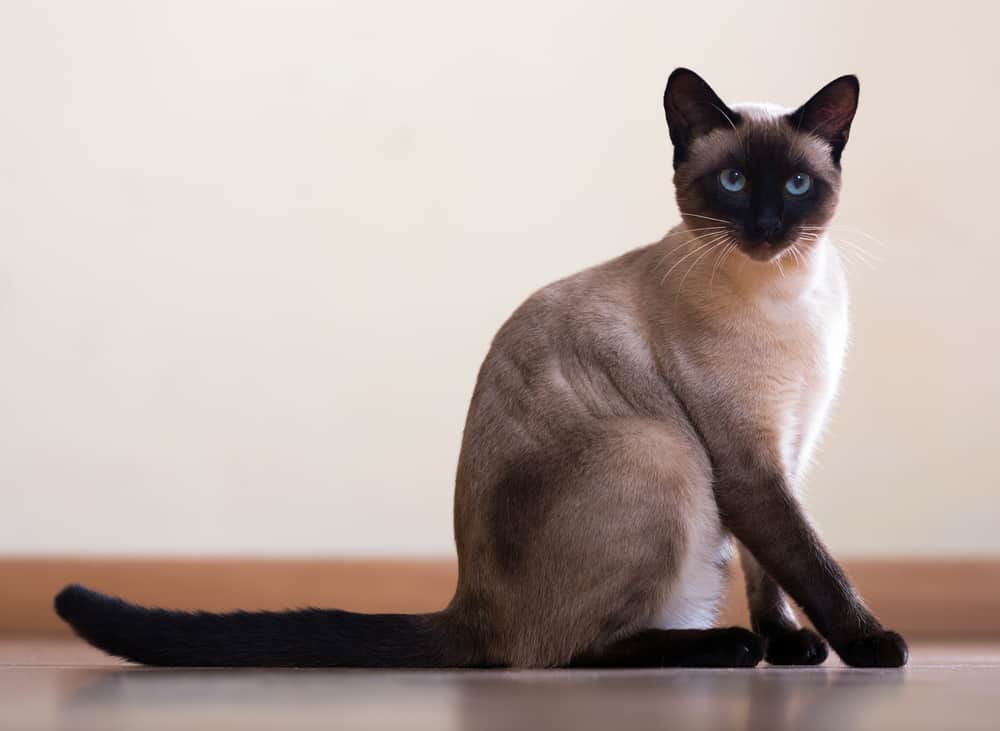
[
  {"left": 661, "top": 225, "right": 730, "bottom": 239},
  {"left": 676, "top": 237, "right": 727, "bottom": 303},
  {"left": 653, "top": 229, "right": 738, "bottom": 273},
  {"left": 710, "top": 239, "right": 737, "bottom": 291},
  {"left": 660, "top": 232, "right": 730, "bottom": 286},
  {"left": 836, "top": 240, "right": 879, "bottom": 268},
  {"left": 676, "top": 211, "right": 737, "bottom": 225},
  {"left": 721, "top": 240, "right": 740, "bottom": 269},
  {"left": 837, "top": 237, "right": 882, "bottom": 263},
  {"left": 738, "top": 249, "right": 752, "bottom": 277},
  {"left": 819, "top": 225, "right": 887, "bottom": 248},
  {"left": 835, "top": 245, "right": 876, "bottom": 271}
]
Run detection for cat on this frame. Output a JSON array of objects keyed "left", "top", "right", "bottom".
[{"left": 55, "top": 68, "right": 907, "bottom": 669}]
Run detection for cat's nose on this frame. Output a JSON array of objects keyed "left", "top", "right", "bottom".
[{"left": 751, "top": 215, "right": 782, "bottom": 241}]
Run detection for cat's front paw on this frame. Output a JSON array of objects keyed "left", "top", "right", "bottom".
[
  {"left": 764, "top": 627, "right": 828, "bottom": 666},
  {"left": 838, "top": 630, "right": 909, "bottom": 668}
]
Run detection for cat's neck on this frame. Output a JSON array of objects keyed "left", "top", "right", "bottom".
[
  {"left": 656, "top": 222, "right": 838, "bottom": 310},
  {"left": 728, "top": 235, "right": 834, "bottom": 301}
]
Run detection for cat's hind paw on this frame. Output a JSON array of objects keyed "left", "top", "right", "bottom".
[{"left": 764, "top": 627, "right": 828, "bottom": 666}]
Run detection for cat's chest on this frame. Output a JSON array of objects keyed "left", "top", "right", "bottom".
[{"left": 680, "top": 278, "right": 848, "bottom": 475}]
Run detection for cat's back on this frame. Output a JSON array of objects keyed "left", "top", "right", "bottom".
[
  {"left": 484, "top": 243, "right": 663, "bottom": 401},
  {"left": 457, "top": 244, "right": 673, "bottom": 464}
]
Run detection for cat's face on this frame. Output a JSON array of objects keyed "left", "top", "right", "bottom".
[{"left": 664, "top": 69, "right": 859, "bottom": 262}]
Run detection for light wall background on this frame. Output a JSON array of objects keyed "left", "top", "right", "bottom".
[{"left": 1, "top": 1, "right": 996, "bottom": 557}]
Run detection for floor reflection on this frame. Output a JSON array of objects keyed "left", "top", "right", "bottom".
[{"left": 49, "top": 662, "right": 924, "bottom": 731}]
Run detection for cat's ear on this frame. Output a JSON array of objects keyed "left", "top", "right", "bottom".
[
  {"left": 663, "top": 68, "right": 739, "bottom": 166},
  {"left": 788, "top": 75, "right": 860, "bottom": 166}
]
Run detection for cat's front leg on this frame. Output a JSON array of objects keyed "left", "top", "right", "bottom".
[
  {"left": 739, "top": 544, "right": 827, "bottom": 665},
  {"left": 714, "top": 459, "right": 908, "bottom": 668}
]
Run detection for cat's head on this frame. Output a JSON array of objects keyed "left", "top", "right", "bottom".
[{"left": 664, "top": 68, "right": 859, "bottom": 262}]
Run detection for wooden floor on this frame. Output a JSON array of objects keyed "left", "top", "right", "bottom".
[{"left": 2, "top": 640, "right": 999, "bottom": 730}]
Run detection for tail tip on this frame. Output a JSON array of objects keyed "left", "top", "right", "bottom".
[{"left": 54, "top": 583, "right": 97, "bottom": 622}]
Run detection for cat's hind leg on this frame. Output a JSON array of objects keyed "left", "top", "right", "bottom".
[
  {"left": 459, "top": 416, "right": 740, "bottom": 667},
  {"left": 570, "top": 627, "right": 763, "bottom": 668}
]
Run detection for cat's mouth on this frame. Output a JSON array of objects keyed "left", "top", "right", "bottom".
[
  {"left": 738, "top": 238, "right": 795, "bottom": 262},
  {"left": 736, "top": 227, "right": 817, "bottom": 262}
]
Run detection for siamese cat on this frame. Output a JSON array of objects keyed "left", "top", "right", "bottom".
[{"left": 55, "top": 68, "right": 908, "bottom": 669}]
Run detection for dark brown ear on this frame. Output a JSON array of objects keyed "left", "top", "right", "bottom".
[
  {"left": 788, "top": 75, "right": 860, "bottom": 166},
  {"left": 663, "top": 68, "right": 740, "bottom": 167}
]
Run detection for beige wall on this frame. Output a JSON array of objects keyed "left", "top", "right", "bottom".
[{"left": 1, "top": 1, "right": 996, "bottom": 556}]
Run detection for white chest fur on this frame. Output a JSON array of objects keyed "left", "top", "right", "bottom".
[
  {"left": 756, "top": 244, "right": 849, "bottom": 481},
  {"left": 652, "top": 241, "right": 848, "bottom": 630},
  {"left": 687, "top": 240, "right": 849, "bottom": 481}
]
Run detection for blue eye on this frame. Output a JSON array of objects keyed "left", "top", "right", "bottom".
[
  {"left": 719, "top": 168, "right": 746, "bottom": 192},
  {"left": 786, "top": 173, "right": 812, "bottom": 196}
]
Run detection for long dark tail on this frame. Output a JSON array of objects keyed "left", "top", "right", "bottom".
[{"left": 54, "top": 584, "right": 475, "bottom": 667}]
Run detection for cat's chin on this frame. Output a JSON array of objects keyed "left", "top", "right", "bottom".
[{"left": 738, "top": 241, "right": 794, "bottom": 263}]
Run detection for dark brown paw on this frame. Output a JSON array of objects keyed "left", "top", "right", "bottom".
[
  {"left": 697, "top": 627, "right": 764, "bottom": 668},
  {"left": 838, "top": 630, "right": 909, "bottom": 668},
  {"left": 764, "top": 627, "right": 828, "bottom": 666}
]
